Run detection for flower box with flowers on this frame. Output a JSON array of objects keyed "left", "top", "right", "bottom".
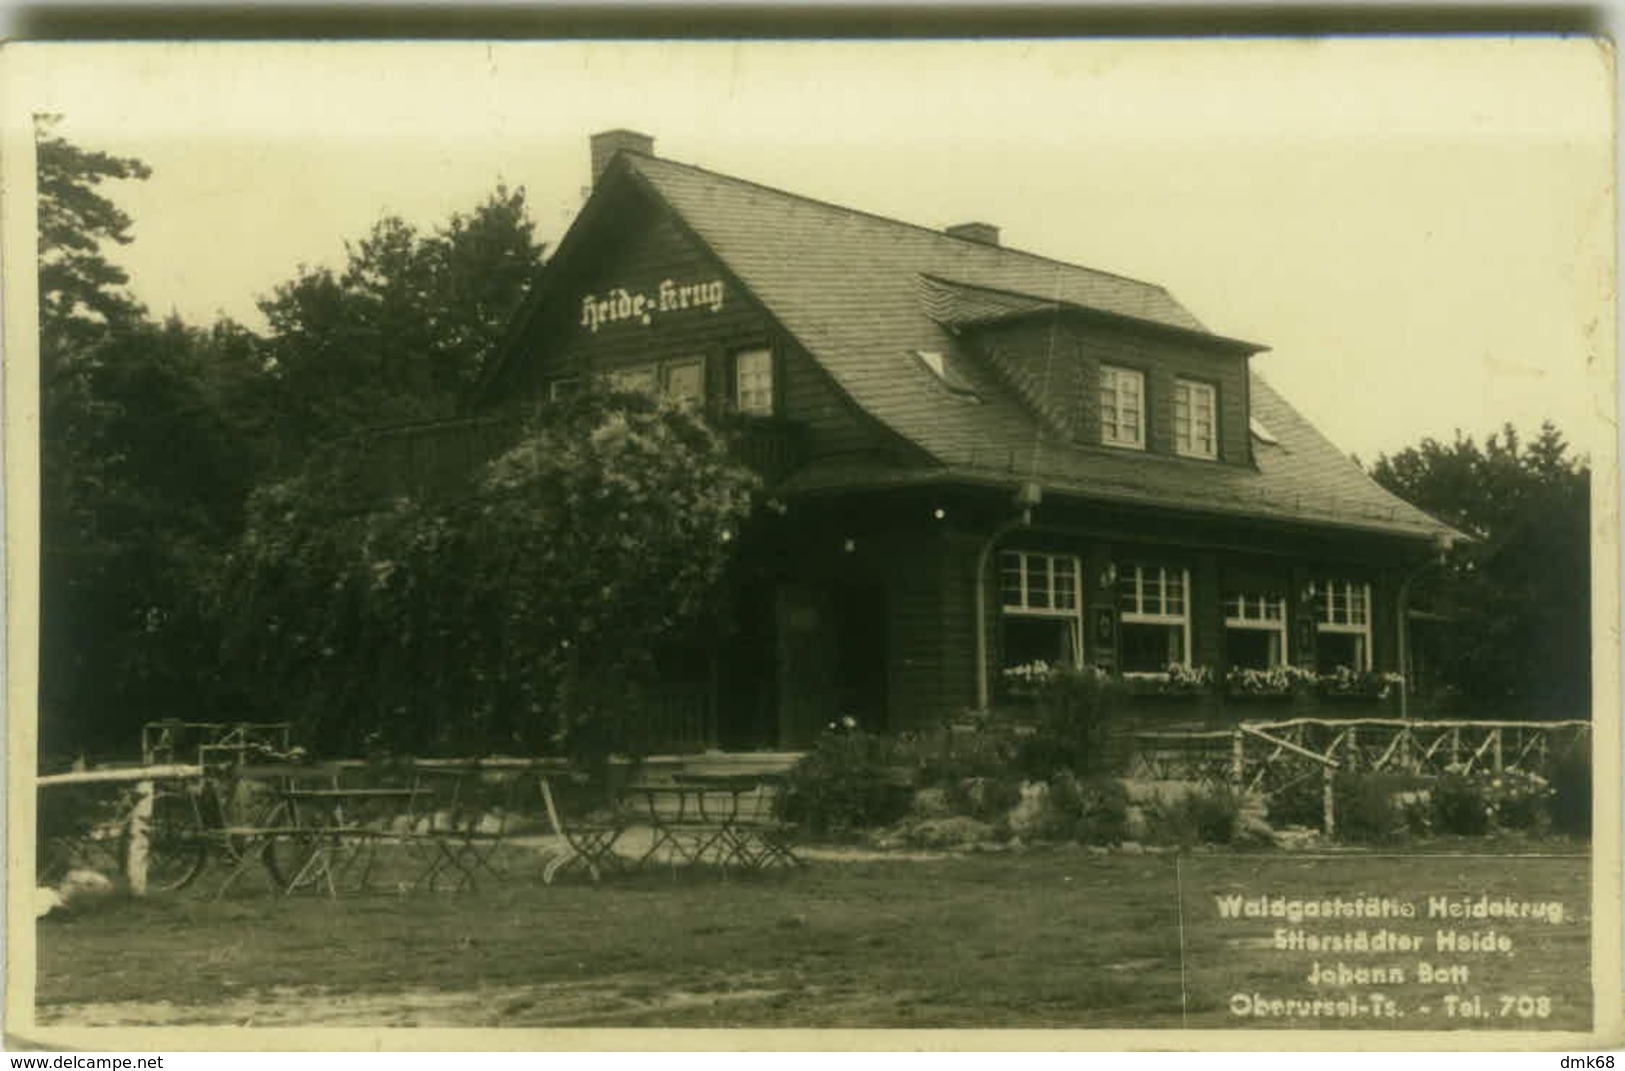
[
  {"left": 1224, "top": 665, "right": 1317, "bottom": 701},
  {"left": 999, "top": 660, "right": 1056, "bottom": 701},
  {"left": 1123, "top": 663, "right": 1213, "bottom": 698},
  {"left": 1317, "top": 667, "right": 1405, "bottom": 702}
]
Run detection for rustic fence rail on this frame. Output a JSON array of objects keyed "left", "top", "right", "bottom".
[{"left": 1130, "top": 717, "right": 1591, "bottom": 836}]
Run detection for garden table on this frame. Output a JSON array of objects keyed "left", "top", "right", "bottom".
[
  {"left": 261, "top": 786, "right": 425, "bottom": 897},
  {"left": 646, "top": 773, "right": 801, "bottom": 872}
]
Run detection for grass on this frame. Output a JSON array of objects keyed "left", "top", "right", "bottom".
[{"left": 35, "top": 845, "right": 1591, "bottom": 1030}]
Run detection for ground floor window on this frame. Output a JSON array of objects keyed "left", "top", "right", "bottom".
[
  {"left": 1224, "top": 592, "right": 1288, "bottom": 669},
  {"left": 1315, "top": 579, "right": 1372, "bottom": 671},
  {"left": 1118, "top": 564, "right": 1190, "bottom": 674},
  {"left": 999, "top": 550, "right": 1082, "bottom": 671}
]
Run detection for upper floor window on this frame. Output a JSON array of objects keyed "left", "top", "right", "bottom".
[
  {"left": 606, "top": 358, "right": 705, "bottom": 407},
  {"left": 1099, "top": 365, "right": 1145, "bottom": 450},
  {"left": 735, "top": 348, "right": 774, "bottom": 416},
  {"left": 1315, "top": 579, "right": 1372, "bottom": 671},
  {"left": 1174, "top": 379, "right": 1217, "bottom": 459},
  {"left": 1118, "top": 563, "right": 1189, "bottom": 672},
  {"left": 999, "top": 551, "right": 1082, "bottom": 670},
  {"left": 1225, "top": 591, "right": 1288, "bottom": 669}
]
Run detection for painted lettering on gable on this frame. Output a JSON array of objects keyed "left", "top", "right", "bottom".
[{"left": 579, "top": 278, "right": 726, "bottom": 333}]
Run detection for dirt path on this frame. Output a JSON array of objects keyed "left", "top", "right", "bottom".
[{"left": 37, "top": 973, "right": 907, "bottom": 1028}]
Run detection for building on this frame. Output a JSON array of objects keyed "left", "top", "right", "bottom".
[{"left": 469, "top": 130, "right": 1461, "bottom": 751}]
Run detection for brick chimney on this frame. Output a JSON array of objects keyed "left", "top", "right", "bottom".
[
  {"left": 590, "top": 129, "right": 655, "bottom": 185},
  {"left": 945, "top": 221, "right": 1000, "bottom": 246}
]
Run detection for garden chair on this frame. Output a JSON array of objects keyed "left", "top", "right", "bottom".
[{"left": 537, "top": 771, "right": 635, "bottom": 884}]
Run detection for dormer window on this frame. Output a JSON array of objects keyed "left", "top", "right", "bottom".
[
  {"left": 1099, "top": 365, "right": 1145, "bottom": 450},
  {"left": 1174, "top": 378, "right": 1217, "bottom": 459}
]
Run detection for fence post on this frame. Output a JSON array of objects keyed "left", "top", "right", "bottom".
[
  {"left": 126, "top": 779, "right": 153, "bottom": 895},
  {"left": 1321, "top": 763, "right": 1336, "bottom": 840},
  {"left": 1346, "top": 726, "right": 1358, "bottom": 773},
  {"left": 1231, "top": 729, "right": 1245, "bottom": 788},
  {"left": 1492, "top": 729, "right": 1504, "bottom": 773}
]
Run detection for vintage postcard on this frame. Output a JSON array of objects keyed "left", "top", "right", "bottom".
[{"left": 2, "top": 38, "right": 1618, "bottom": 1051}]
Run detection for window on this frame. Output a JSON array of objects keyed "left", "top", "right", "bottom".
[
  {"left": 999, "top": 551, "right": 1082, "bottom": 670},
  {"left": 1118, "top": 564, "right": 1190, "bottom": 673},
  {"left": 662, "top": 358, "right": 705, "bottom": 407},
  {"left": 1175, "top": 379, "right": 1217, "bottom": 459},
  {"left": 735, "top": 348, "right": 774, "bottom": 415},
  {"left": 1224, "top": 592, "right": 1288, "bottom": 669},
  {"left": 1315, "top": 579, "right": 1372, "bottom": 671},
  {"left": 1099, "top": 365, "right": 1145, "bottom": 449},
  {"left": 606, "top": 359, "right": 705, "bottom": 406},
  {"left": 607, "top": 364, "right": 658, "bottom": 395}
]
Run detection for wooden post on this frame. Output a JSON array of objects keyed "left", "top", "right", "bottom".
[
  {"left": 1321, "top": 763, "right": 1336, "bottom": 840},
  {"left": 1492, "top": 729, "right": 1504, "bottom": 773},
  {"left": 1231, "top": 729, "right": 1245, "bottom": 788},
  {"left": 126, "top": 779, "right": 153, "bottom": 895},
  {"left": 1346, "top": 726, "right": 1358, "bottom": 773}
]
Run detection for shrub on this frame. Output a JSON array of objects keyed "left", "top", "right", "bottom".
[
  {"left": 1332, "top": 772, "right": 1407, "bottom": 845},
  {"left": 1550, "top": 747, "right": 1591, "bottom": 837},
  {"left": 1265, "top": 773, "right": 1326, "bottom": 829},
  {"left": 902, "top": 723, "right": 1020, "bottom": 790},
  {"left": 777, "top": 728, "right": 911, "bottom": 835},
  {"left": 1015, "top": 667, "right": 1123, "bottom": 780},
  {"left": 1431, "top": 771, "right": 1492, "bottom": 835},
  {"left": 1431, "top": 767, "right": 1554, "bottom": 835},
  {"left": 1046, "top": 772, "right": 1132, "bottom": 845},
  {"left": 945, "top": 775, "right": 1023, "bottom": 823},
  {"left": 1146, "top": 784, "right": 1241, "bottom": 846}
]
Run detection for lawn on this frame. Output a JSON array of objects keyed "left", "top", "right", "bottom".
[{"left": 34, "top": 846, "right": 1592, "bottom": 1031}]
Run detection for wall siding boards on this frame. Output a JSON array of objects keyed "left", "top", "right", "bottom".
[{"left": 516, "top": 190, "right": 894, "bottom": 467}]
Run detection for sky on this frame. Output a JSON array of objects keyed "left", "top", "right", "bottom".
[{"left": 4, "top": 38, "right": 1615, "bottom": 465}]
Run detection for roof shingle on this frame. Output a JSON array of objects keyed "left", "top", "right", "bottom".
[{"left": 613, "top": 151, "right": 1455, "bottom": 542}]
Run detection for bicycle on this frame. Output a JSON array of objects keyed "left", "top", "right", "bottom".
[{"left": 140, "top": 723, "right": 313, "bottom": 892}]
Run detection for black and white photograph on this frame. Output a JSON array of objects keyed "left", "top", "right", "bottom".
[{"left": 3, "top": 38, "right": 1618, "bottom": 1049}]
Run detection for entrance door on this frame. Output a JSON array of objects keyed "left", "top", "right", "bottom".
[
  {"left": 775, "top": 584, "right": 838, "bottom": 748},
  {"left": 833, "top": 584, "right": 889, "bottom": 733}
]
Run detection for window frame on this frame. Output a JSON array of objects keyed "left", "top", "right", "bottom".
[
  {"left": 1174, "top": 377, "right": 1219, "bottom": 460},
  {"left": 1099, "top": 364, "right": 1147, "bottom": 451},
  {"left": 1118, "top": 563, "right": 1192, "bottom": 673},
  {"left": 1224, "top": 592, "right": 1289, "bottom": 668},
  {"left": 734, "top": 346, "right": 775, "bottom": 416},
  {"left": 604, "top": 358, "right": 707, "bottom": 406},
  {"left": 1315, "top": 579, "right": 1373, "bottom": 671},
  {"left": 999, "top": 550, "right": 1084, "bottom": 668}
]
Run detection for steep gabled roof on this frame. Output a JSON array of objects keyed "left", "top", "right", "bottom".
[{"left": 496, "top": 147, "right": 1457, "bottom": 543}]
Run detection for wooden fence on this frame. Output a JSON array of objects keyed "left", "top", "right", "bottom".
[{"left": 1129, "top": 717, "right": 1591, "bottom": 837}]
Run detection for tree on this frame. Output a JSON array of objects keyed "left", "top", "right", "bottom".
[
  {"left": 1370, "top": 422, "right": 1590, "bottom": 719},
  {"left": 255, "top": 186, "right": 546, "bottom": 461},
  {"left": 35, "top": 113, "right": 151, "bottom": 363},
  {"left": 218, "top": 385, "right": 761, "bottom": 760}
]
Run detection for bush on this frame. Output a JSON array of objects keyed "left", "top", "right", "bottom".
[
  {"left": 1431, "top": 772, "right": 1492, "bottom": 835},
  {"left": 777, "top": 728, "right": 912, "bottom": 836},
  {"left": 1332, "top": 773, "right": 1408, "bottom": 845},
  {"left": 1146, "top": 784, "right": 1241, "bottom": 846},
  {"left": 1431, "top": 767, "right": 1554, "bottom": 835},
  {"left": 901, "top": 723, "right": 1020, "bottom": 790},
  {"left": 1265, "top": 774, "right": 1326, "bottom": 829},
  {"left": 1015, "top": 667, "right": 1123, "bottom": 780},
  {"left": 945, "top": 775, "right": 1023, "bottom": 823},
  {"left": 1045, "top": 772, "right": 1132, "bottom": 845},
  {"left": 1550, "top": 747, "right": 1591, "bottom": 837}
]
